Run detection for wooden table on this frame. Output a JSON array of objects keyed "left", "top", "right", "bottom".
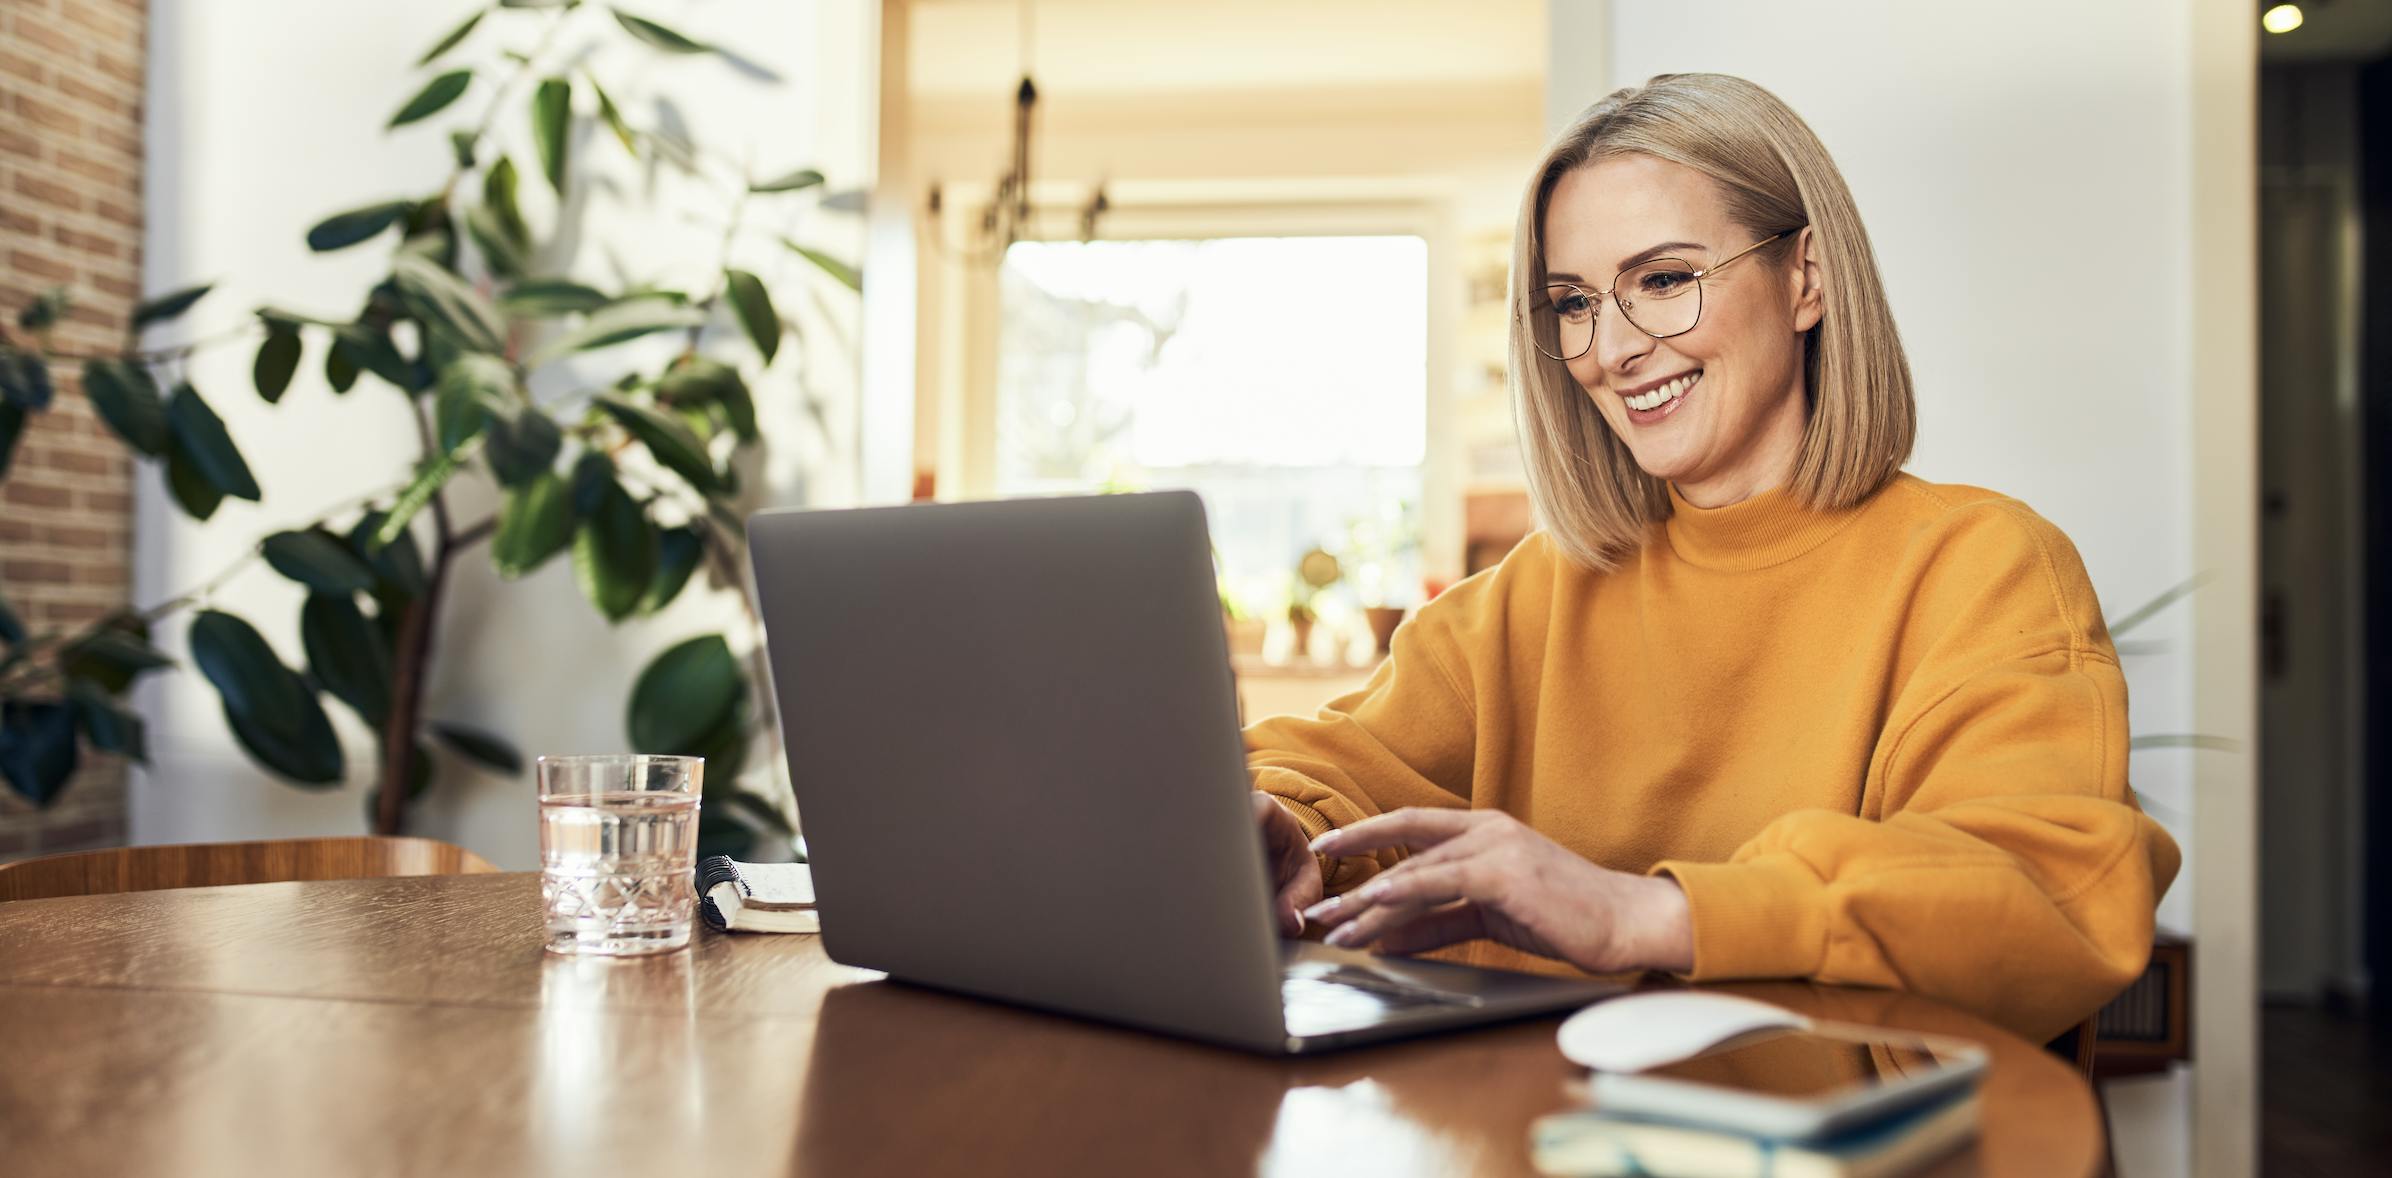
[{"left": 0, "top": 873, "right": 2105, "bottom": 1177}]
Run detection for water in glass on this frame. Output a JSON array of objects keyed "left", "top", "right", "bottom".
[{"left": 539, "top": 783, "right": 700, "bottom": 956}]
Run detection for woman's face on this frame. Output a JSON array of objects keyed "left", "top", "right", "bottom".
[{"left": 1541, "top": 154, "right": 1822, "bottom": 505}]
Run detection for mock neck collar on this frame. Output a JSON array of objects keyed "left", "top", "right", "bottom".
[{"left": 1662, "top": 481, "right": 1866, "bottom": 571}]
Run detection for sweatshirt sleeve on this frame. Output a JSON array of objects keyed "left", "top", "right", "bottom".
[
  {"left": 1654, "top": 508, "right": 2183, "bottom": 1043},
  {"left": 1243, "top": 572, "right": 1489, "bottom": 891}
]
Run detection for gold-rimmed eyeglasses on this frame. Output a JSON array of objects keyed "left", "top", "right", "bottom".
[{"left": 1522, "top": 232, "right": 1787, "bottom": 362}]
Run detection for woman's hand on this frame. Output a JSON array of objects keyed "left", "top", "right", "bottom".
[
  {"left": 1253, "top": 792, "right": 1324, "bottom": 936},
  {"left": 1301, "top": 808, "right": 1695, "bottom": 974}
]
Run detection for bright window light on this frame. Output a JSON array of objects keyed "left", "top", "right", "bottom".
[
  {"left": 2262, "top": 4, "right": 2303, "bottom": 34},
  {"left": 999, "top": 236, "right": 1430, "bottom": 606}
]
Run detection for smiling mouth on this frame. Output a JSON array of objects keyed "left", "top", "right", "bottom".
[{"left": 1622, "top": 370, "right": 1701, "bottom": 413}]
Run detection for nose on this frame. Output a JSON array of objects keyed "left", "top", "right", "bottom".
[{"left": 1590, "top": 293, "right": 1654, "bottom": 379}]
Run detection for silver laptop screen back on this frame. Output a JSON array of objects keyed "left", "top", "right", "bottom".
[{"left": 748, "top": 491, "right": 1286, "bottom": 1043}]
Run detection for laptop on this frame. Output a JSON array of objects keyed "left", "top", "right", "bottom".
[{"left": 746, "top": 490, "right": 1621, "bottom": 1053}]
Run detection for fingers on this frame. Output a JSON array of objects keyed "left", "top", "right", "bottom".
[
  {"left": 1315, "top": 862, "right": 1478, "bottom": 949},
  {"left": 1370, "top": 903, "right": 1489, "bottom": 955},
  {"left": 1309, "top": 807, "right": 1475, "bottom": 858},
  {"left": 1252, "top": 794, "right": 1320, "bottom": 936},
  {"left": 1275, "top": 869, "right": 1322, "bottom": 937}
]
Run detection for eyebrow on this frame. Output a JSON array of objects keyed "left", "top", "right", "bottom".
[{"left": 1544, "top": 241, "right": 1707, "bottom": 284}]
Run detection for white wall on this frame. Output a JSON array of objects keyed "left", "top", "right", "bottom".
[
  {"left": 1563, "top": 2, "right": 2257, "bottom": 1175},
  {"left": 135, "top": 1, "right": 871, "bottom": 868}
]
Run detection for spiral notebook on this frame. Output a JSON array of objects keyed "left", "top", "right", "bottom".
[{"left": 695, "top": 856, "right": 820, "bottom": 934}]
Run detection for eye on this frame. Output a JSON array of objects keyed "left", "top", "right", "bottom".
[
  {"left": 1635, "top": 269, "right": 1693, "bottom": 296},
  {"left": 1552, "top": 290, "right": 1595, "bottom": 321}
]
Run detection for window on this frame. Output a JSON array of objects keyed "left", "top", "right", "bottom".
[{"left": 997, "top": 235, "right": 1428, "bottom": 617}]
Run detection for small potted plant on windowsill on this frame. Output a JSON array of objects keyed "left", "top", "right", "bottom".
[{"left": 1286, "top": 547, "right": 1342, "bottom": 663}]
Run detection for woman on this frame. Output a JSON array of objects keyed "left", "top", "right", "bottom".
[{"left": 1245, "top": 73, "right": 2179, "bottom": 1043}]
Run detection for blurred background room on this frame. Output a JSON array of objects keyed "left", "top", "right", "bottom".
[{"left": 1, "top": 1, "right": 2386, "bottom": 1175}]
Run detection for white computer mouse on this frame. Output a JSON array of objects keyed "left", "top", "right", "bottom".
[{"left": 1556, "top": 991, "right": 1812, "bottom": 1072}]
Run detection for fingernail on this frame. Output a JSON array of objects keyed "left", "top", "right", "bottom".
[
  {"left": 1303, "top": 896, "right": 1341, "bottom": 921},
  {"left": 1308, "top": 833, "right": 1339, "bottom": 853},
  {"left": 1325, "top": 924, "right": 1361, "bottom": 948}
]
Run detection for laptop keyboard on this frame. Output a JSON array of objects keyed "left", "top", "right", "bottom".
[{"left": 1281, "top": 963, "right": 1485, "bottom": 1036}]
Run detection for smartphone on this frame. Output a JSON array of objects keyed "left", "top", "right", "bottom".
[{"left": 1586, "top": 1021, "right": 1988, "bottom": 1141}]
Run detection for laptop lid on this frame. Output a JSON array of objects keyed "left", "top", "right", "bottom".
[{"left": 748, "top": 491, "right": 1290, "bottom": 1048}]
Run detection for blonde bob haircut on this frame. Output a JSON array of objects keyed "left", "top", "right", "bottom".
[{"left": 1509, "top": 73, "right": 1915, "bottom": 570}]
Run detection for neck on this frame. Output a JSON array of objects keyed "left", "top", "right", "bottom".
[{"left": 1670, "top": 377, "right": 1811, "bottom": 508}]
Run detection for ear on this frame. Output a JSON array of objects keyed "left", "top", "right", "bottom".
[{"left": 1789, "top": 225, "right": 1825, "bottom": 334}]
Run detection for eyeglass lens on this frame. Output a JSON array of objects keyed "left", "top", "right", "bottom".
[{"left": 1534, "top": 258, "right": 1703, "bottom": 360}]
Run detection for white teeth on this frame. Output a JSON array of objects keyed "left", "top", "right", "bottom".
[{"left": 1623, "top": 372, "right": 1699, "bottom": 412}]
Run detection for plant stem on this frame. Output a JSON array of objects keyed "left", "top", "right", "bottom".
[
  {"left": 36, "top": 323, "right": 261, "bottom": 365},
  {"left": 374, "top": 401, "right": 461, "bottom": 835}
]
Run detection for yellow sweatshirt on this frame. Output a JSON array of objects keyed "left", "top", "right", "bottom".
[{"left": 1246, "top": 474, "right": 2181, "bottom": 1042}]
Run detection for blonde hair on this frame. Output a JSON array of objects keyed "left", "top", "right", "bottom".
[{"left": 1509, "top": 73, "right": 1914, "bottom": 570}]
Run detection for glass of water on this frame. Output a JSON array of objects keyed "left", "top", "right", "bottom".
[{"left": 537, "top": 754, "right": 702, "bottom": 956}]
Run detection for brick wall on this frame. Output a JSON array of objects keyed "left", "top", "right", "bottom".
[{"left": 0, "top": 0, "right": 146, "bottom": 859}]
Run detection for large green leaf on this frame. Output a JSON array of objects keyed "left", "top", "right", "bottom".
[
  {"left": 67, "top": 680, "right": 147, "bottom": 762},
  {"left": 594, "top": 393, "right": 719, "bottom": 495},
  {"left": 263, "top": 529, "right": 379, "bottom": 595},
  {"left": 641, "top": 525, "right": 703, "bottom": 614},
  {"left": 307, "top": 200, "right": 412, "bottom": 252},
  {"left": 657, "top": 356, "right": 755, "bottom": 442},
  {"left": 628, "top": 633, "right": 741, "bottom": 753},
  {"left": 331, "top": 325, "right": 420, "bottom": 391},
  {"left": 723, "top": 268, "right": 778, "bottom": 364},
  {"left": 430, "top": 721, "right": 523, "bottom": 775},
  {"left": 417, "top": 8, "right": 485, "bottom": 65},
  {"left": 499, "top": 279, "right": 608, "bottom": 318},
  {"left": 572, "top": 478, "right": 657, "bottom": 622},
  {"left": 224, "top": 697, "right": 344, "bottom": 788},
  {"left": 484, "top": 155, "right": 530, "bottom": 251},
  {"left": 0, "top": 404, "right": 20, "bottom": 480},
  {"left": 167, "top": 382, "right": 261, "bottom": 501},
  {"left": 253, "top": 323, "right": 301, "bottom": 403},
  {"left": 0, "top": 702, "right": 79, "bottom": 808},
  {"left": 190, "top": 611, "right": 343, "bottom": 787},
  {"left": 324, "top": 335, "right": 361, "bottom": 392},
  {"left": 569, "top": 450, "right": 613, "bottom": 517},
  {"left": 164, "top": 446, "right": 224, "bottom": 520},
  {"left": 132, "top": 283, "right": 213, "bottom": 330},
  {"left": 81, "top": 358, "right": 167, "bottom": 455},
  {"left": 532, "top": 77, "right": 571, "bottom": 193},
  {"left": 463, "top": 205, "right": 525, "bottom": 278},
  {"left": 525, "top": 299, "right": 703, "bottom": 365},
  {"left": 749, "top": 168, "right": 823, "bottom": 194},
  {"left": 435, "top": 353, "right": 513, "bottom": 452},
  {"left": 684, "top": 688, "right": 750, "bottom": 790},
  {"left": 0, "top": 345, "right": 54, "bottom": 410},
  {"left": 60, "top": 620, "right": 173, "bottom": 693},
  {"left": 372, "top": 451, "right": 465, "bottom": 550},
  {"left": 783, "top": 238, "right": 862, "bottom": 292},
  {"left": 394, "top": 253, "right": 506, "bottom": 354},
  {"left": 613, "top": 10, "right": 712, "bottom": 53},
  {"left": 189, "top": 610, "right": 308, "bottom": 720},
  {"left": 587, "top": 73, "right": 638, "bottom": 154},
  {"left": 301, "top": 592, "right": 392, "bottom": 728},
  {"left": 492, "top": 472, "right": 575, "bottom": 578},
  {"left": 348, "top": 511, "right": 429, "bottom": 598},
  {"left": 389, "top": 68, "right": 472, "bottom": 129},
  {"left": 486, "top": 407, "right": 562, "bottom": 488}
]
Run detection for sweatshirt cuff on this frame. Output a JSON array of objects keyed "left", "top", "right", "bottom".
[
  {"left": 1651, "top": 855, "right": 1831, "bottom": 981},
  {"left": 1269, "top": 794, "right": 1336, "bottom": 842}
]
